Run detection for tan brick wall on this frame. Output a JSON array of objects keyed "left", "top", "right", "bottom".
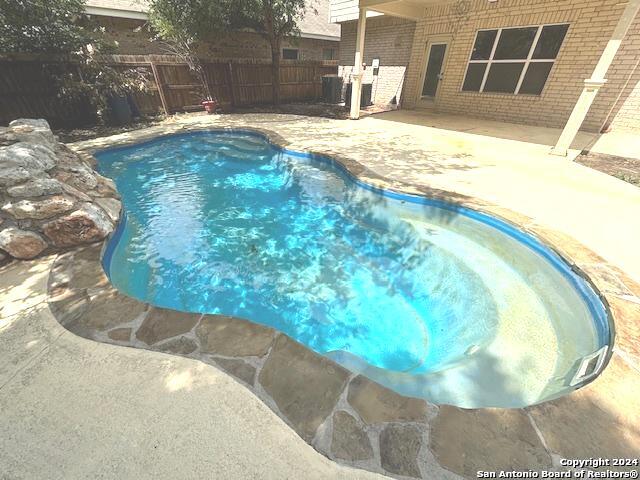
[
  {"left": 592, "top": 13, "right": 640, "bottom": 132},
  {"left": 339, "top": 16, "right": 416, "bottom": 105},
  {"left": 97, "top": 17, "right": 339, "bottom": 62},
  {"left": 339, "top": 0, "right": 640, "bottom": 132}
]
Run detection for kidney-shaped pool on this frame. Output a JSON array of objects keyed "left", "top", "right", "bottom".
[{"left": 96, "top": 130, "right": 612, "bottom": 408}]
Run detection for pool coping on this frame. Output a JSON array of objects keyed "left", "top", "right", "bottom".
[{"left": 52, "top": 120, "right": 640, "bottom": 479}]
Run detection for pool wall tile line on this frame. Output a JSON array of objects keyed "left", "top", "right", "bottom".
[{"left": 54, "top": 122, "right": 640, "bottom": 479}]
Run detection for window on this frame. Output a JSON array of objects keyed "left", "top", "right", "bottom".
[
  {"left": 462, "top": 23, "right": 569, "bottom": 95},
  {"left": 323, "top": 48, "right": 336, "bottom": 61},
  {"left": 282, "top": 48, "right": 299, "bottom": 60}
]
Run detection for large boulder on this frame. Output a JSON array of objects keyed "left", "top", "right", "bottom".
[
  {"left": 0, "top": 118, "right": 121, "bottom": 262},
  {"left": 0, "top": 142, "right": 57, "bottom": 187},
  {"left": 8, "top": 119, "right": 56, "bottom": 147},
  {"left": 42, "top": 203, "right": 114, "bottom": 247},
  {"left": 2, "top": 196, "right": 75, "bottom": 220},
  {"left": 6, "top": 178, "right": 64, "bottom": 197},
  {"left": 0, "top": 227, "right": 48, "bottom": 259}
]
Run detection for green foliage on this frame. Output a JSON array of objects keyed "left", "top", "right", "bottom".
[
  {"left": 0, "top": 0, "right": 91, "bottom": 54},
  {"left": 149, "top": 0, "right": 229, "bottom": 45},
  {"left": 0, "top": 0, "right": 149, "bottom": 123},
  {"left": 230, "top": 0, "right": 307, "bottom": 41},
  {"left": 149, "top": 0, "right": 309, "bottom": 104}
]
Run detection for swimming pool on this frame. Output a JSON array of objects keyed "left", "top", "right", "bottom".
[{"left": 97, "top": 130, "right": 612, "bottom": 408}]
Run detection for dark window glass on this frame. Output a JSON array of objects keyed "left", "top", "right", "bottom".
[
  {"left": 471, "top": 30, "right": 498, "bottom": 60},
  {"left": 282, "top": 48, "right": 299, "bottom": 60},
  {"left": 483, "top": 63, "right": 525, "bottom": 93},
  {"left": 519, "top": 62, "right": 554, "bottom": 94},
  {"left": 493, "top": 27, "right": 538, "bottom": 59},
  {"left": 533, "top": 24, "right": 569, "bottom": 59},
  {"left": 323, "top": 48, "right": 336, "bottom": 60},
  {"left": 462, "top": 63, "right": 487, "bottom": 91}
]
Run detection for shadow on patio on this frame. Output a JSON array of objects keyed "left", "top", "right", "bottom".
[{"left": 371, "top": 109, "right": 600, "bottom": 151}]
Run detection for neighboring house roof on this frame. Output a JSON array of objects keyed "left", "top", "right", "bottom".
[{"left": 84, "top": 0, "right": 340, "bottom": 40}]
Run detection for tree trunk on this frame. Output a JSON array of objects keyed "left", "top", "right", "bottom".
[{"left": 270, "top": 37, "right": 281, "bottom": 106}]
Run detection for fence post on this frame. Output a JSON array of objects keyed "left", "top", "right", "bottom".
[
  {"left": 226, "top": 62, "right": 237, "bottom": 108},
  {"left": 150, "top": 61, "right": 170, "bottom": 115}
]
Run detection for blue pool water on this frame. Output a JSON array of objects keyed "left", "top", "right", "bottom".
[{"left": 97, "top": 130, "right": 612, "bottom": 408}]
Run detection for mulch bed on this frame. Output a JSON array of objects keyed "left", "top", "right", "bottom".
[{"left": 577, "top": 151, "right": 640, "bottom": 187}]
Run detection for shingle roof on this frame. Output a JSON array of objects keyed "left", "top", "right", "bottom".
[{"left": 85, "top": 0, "right": 340, "bottom": 39}]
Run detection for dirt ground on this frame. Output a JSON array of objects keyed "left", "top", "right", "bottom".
[{"left": 577, "top": 151, "right": 640, "bottom": 187}]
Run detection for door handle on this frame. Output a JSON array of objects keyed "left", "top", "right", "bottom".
[{"left": 437, "top": 73, "right": 444, "bottom": 81}]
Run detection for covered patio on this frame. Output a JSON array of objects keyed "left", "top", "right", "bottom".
[{"left": 347, "top": 0, "right": 640, "bottom": 156}]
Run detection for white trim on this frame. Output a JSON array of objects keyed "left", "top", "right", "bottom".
[
  {"left": 464, "top": 23, "right": 569, "bottom": 95},
  {"left": 514, "top": 25, "right": 543, "bottom": 94},
  {"left": 299, "top": 33, "right": 340, "bottom": 41},
  {"left": 85, "top": 6, "right": 148, "bottom": 20}
]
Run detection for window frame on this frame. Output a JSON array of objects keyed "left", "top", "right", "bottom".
[
  {"left": 462, "top": 22, "right": 569, "bottom": 96},
  {"left": 282, "top": 48, "right": 299, "bottom": 60},
  {"left": 322, "top": 48, "right": 336, "bottom": 61}
]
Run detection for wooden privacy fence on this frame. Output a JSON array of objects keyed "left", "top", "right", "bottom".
[{"left": 0, "top": 54, "right": 339, "bottom": 127}]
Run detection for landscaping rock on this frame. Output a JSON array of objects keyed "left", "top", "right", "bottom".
[
  {"left": 156, "top": 336, "right": 198, "bottom": 355},
  {"left": 347, "top": 375, "right": 428, "bottom": 425},
  {"left": 0, "top": 118, "right": 121, "bottom": 262},
  {"left": 429, "top": 406, "right": 551, "bottom": 478},
  {"left": 0, "top": 227, "right": 48, "bottom": 259},
  {"left": 6, "top": 178, "right": 64, "bottom": 197},
  {"left": 95, "top": 197, "right": 122, "bottom": 223},
  {"left": 9, "top": 119, "right": 55, "bottom": 146},
  {"left": 0, "top": 142, "right": 56, "bottom": 186},
  {"left": 54, "top": 164, "right": 98, "bottom": 191},
  {"left": 42, "top": 203, "right": 113, "bottom": 247},
  {"left": 258, "top": 335, "right": 350, "bottom": 441},
  {"left": 108, "top": 328, "right": 132, "bottom": 342},
  {"left": 136, "top": 308, "right": 200, "bottom": 345},
  {"left": 213, "top": 357, "right": 256, "bottom": 385},
  {"left": 331, "top": 410, "right": 374, "bottom": 461},
  {"left": 379, "top": 424, "right": 423, "bottom": 478},
  {"left": 196, "top": 315, "right": 274, "bottom": 357},
  {"left": 2, "top": 196, "right": 75, "bottom": 220},
  {"left": 92, "top": 175, "right": 118, "bottom": 197}
]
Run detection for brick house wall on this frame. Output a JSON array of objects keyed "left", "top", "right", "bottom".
[
  {"left": 339, "top": 16, "right": 416, "bottom": 105},
  {"left": 339, "top": 0, "right": 640, "bottom": 132},
  {"left": 590, "top": 13, "right": 640, "bottom": 132},
  {"left": 97, "top": 17, "right": 339, "bottom": 61}
]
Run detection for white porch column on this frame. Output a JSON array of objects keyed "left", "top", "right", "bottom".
[
  {"left": 551, "top": 0, "right": 640, "bottom": 156},
  {"left": 350, "top": 7, "right": 367, "bottom": 120}
]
